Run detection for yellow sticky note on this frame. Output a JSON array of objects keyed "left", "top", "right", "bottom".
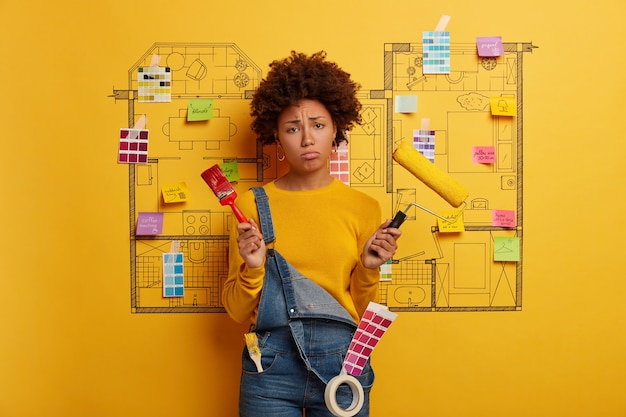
[
  {"left": 187, "top": 99, "right": 213, "bottom": 121},
  {"left": 437, "top": 210, "right": 465, "bottom": 233},
  {"left": 219, "top": 161, "right": 240, "bottom": 182},
  {"left": 161, "top": 182, "right": 189, "bottom": 203},
  {"left": 490, "top": 96, "right": 517, "bottom": 116}
]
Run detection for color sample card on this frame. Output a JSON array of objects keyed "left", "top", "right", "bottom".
[
  {"left": 118, "top": 128, "right": 149, "bottom": 164},
  {"left": 422, "top": 31, "right": 450, "bottom": 74},
  {"left": 413, "top": 129, "right": 435, "bottom": 163},
  {"left": 163, "top": 252, "right": 184, "bottom": 297},
  {"left": 330, "top": 141, "right": 350, "bottom": 185},
  {"left": 379, "top": 260, "right": 392, "bottom": 282},
  {"left": 477, "top": 36, "right": 503, "bottom": 57},
  {"left": 343, "top": 302, "right": 398, "bottom": 376},
  {"left": 138, "top": 66, "right": 171, "bottom": 103}
]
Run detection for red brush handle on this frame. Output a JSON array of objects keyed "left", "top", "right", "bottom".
[{"left": 229, "top": 202, "right": 248, "bottom": 223}]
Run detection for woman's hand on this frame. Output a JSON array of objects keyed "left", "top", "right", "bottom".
[
  {"left": 361, "top": 220, "right": 402, "bottom": 269},
  {"left": 237, "top": 218, "right": 266, "bottom": 268}
]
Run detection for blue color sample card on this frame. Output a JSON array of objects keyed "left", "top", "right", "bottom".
[
  {"left": 163, "top": 252, "right": 184, "bottom": 297},
  {"left": 422, "top": 31, "right": 450, "bottom": 74}
]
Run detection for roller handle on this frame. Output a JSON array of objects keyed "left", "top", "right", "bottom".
[{"left": 388, "top": 211, "right": 407, "bottom": 229}]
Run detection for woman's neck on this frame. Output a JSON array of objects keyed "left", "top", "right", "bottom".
[{"left": 274, "top": 170, "right": 334, "bottom": 191}]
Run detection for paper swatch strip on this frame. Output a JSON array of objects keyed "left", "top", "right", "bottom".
[{"left": 343, "top": 302, "right": 398, "bottom": 376}]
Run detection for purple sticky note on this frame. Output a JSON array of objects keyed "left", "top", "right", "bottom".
[
  {"left": 476, "top": 36, "right": 503, "bottom": 57},
  {"left": 136, "top": 212, "right": 164, "bottom": 235},
  {"left": 492, "top": 210, "right": 516, "bottom": 228}
]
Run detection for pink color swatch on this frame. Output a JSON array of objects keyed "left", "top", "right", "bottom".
[
  {"left": 343, "top": 302, "right": 398, "bottom": 376},
  {"left": 118, "top": 128, "right": 149, "bottom": 164}
]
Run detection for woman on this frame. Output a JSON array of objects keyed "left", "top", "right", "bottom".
[{"left": 222, "top": 51, "right": 401, "bottom": 417}]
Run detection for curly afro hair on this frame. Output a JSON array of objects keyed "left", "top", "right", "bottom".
[{"left": 250, "top": 51, "right": 362, "bottom": 146}]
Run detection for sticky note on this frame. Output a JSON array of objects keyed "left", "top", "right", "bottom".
[
  {"left": 395, "top": 95, "right": 418, "bottom": 113},
  {"left": 136, "top": 212, "right": 164, "bottom": 235},
  {"left": 187, "top": 99, "right": 213, "bottom": 121},
  {"left": 219, "top": 161, "right": 240, "bottom": 182},
  {"left": 476, "top": 36, "right": 503, "bottom": 57},
  {"left": 161, "top": 182, "right": 189, "bottom": 203},
  {"left": 492, "top": 210, "right": 516, "bottom": 228},
  {"left": 494, "top": 236, "right": 520, "bottom": 262},
  {"left": 473, "top": 146, "right": 496, "bottom": 164},
  {"left": 490, "top": 96, "right": 517, "bottom": 116},
  {"left": 437, "top": 210, "right": 465, "bottom": 233}
]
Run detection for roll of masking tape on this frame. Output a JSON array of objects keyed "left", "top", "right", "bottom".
[{"left": 324, "top": 371, "right": 364, "bottom": 417}]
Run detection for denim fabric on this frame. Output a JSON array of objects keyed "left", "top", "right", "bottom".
[
  {"left": 239, "top": 324, "right": 374, "bottom": 417},
  {"left": 238, "top": 188, "right": 375, "bottom": 416}
]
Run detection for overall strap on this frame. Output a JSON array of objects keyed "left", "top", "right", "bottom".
[{"left": 251, "top": 187, "right": 275, "bottom": 246}]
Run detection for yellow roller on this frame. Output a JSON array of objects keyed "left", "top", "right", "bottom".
[{"left": 393, "top": 140, "right": 469, "bottom": 208}]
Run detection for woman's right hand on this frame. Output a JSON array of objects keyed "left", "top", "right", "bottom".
[{"left": 237, "top": 218, "right": 266, "bottom": 268}]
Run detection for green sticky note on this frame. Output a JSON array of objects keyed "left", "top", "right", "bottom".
[
  {"left": 493, "top": 236, "right": 520, "bottom": 262},
  {"left": 219, "top": 161, "right": 240, "bottom": 182},
  {"left": 187, "top": 99, "right": 213, "bottom": 121}
]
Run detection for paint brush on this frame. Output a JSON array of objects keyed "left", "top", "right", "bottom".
[
  {"left": 200, "top": 164, "right": 248, "bottom": 223},
  {"left": 244, "top": 332, "right": 263, "bottom": 372}
]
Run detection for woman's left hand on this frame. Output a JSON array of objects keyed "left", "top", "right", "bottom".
[{"left": 361, "top": 220, "right": 402, "bottom": 269}]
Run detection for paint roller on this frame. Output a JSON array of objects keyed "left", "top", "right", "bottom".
[{"left": 389, "top": 140, "right": 469, "bottom": 228}]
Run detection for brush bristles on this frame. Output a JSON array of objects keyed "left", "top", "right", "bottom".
[{"left": 201, "top": 165, "right": 236, "bottom": 201}]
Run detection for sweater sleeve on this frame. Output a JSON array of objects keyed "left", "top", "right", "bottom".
[
  {"left": 221, "top": 193, "right": 265, "bottom": 324},
  {"left": 350, "top": 201, "right": 383, "bottom": 319}
]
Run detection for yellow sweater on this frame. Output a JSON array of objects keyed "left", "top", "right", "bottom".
[{"left": 222, "top": 179, "right": 382, "bottom": 325}]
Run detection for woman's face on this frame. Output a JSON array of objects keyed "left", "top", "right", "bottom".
[{"left": 275, "top": 99, "right": 337, "bottom": 175}]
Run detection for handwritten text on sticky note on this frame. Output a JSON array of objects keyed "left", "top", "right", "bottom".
[
  {"left": 473, "top": 146, "right": 496, "bottom": 164},
  {"left": 477, "top": 36, "right": 503, "bottom": 57},
  {"left": 437, "top": 210, "right": 465, "bottom": 233},
  {"left": 162, "top": 182, "right": 189, "bottom": 203},
  {"left": 187, "top": 99, "right": 213, "bottom": 121},
  {"left": 219, "top": 161, "right": 241, "bottom": 182},
  {"left": 136, "top": 212, "right": 164, "bottom": 235},
  {"left": 492, "top": 210, "right": 516, "bottom": 228}
]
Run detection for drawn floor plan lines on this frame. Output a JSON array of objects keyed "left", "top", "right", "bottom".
[{"left": 111, "top": 41, "right": 534, "bottom": 313}]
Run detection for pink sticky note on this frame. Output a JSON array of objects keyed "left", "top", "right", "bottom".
[
  {"left": 492, "top": 210, "right": 516, "bottom": 228},
  {"left": 477, "top": 36, "right": 503, "bottom": 57},
  {"left": 136, "top": 212, "right": 164, "bottom": 235},
  {"left": 473, "top": 146, "right": 496, "bottom": 164}
]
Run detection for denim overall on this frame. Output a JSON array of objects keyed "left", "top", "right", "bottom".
[{"left": 238, "top": 187, "right": 374, "bottom": 417}]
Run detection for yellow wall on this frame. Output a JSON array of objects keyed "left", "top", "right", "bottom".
[{"left": 1, "top": 1, "right": 625, "bottom": 416}]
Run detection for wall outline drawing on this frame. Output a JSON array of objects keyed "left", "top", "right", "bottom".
[{"left": 110, "top": 41, "right": 535, "bottom": 314}]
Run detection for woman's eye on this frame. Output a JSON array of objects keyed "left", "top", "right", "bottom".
[
  {"left": 287, "top": 127, "right": 298, "bottom": 133},
  {"left": 314, "top": 123, "right": 324, "bottom": 129}
]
